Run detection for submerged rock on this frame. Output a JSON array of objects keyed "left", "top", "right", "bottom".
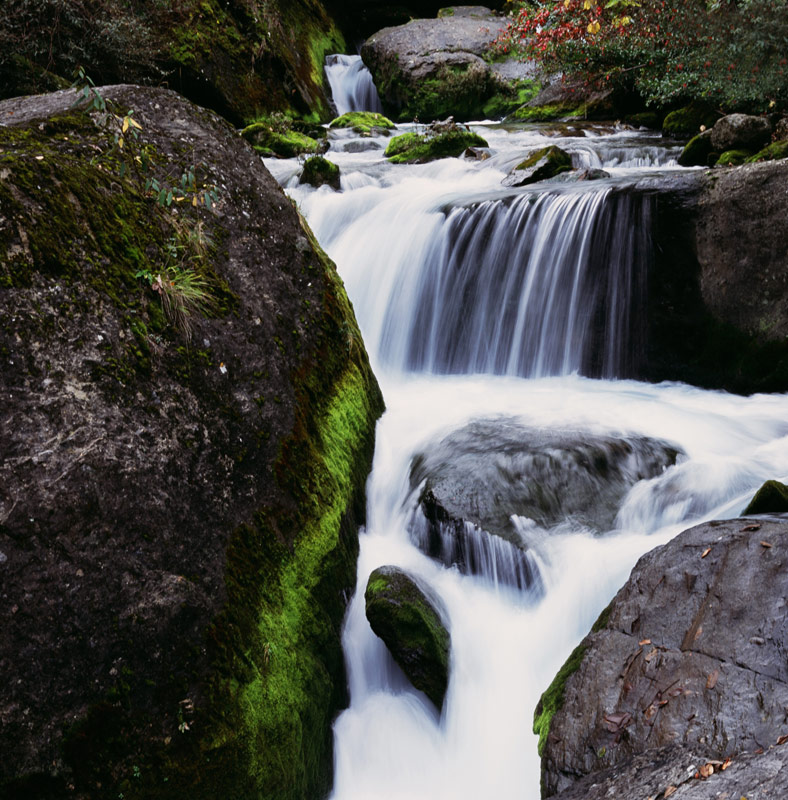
[
  {"left": 742, "top": 479, "right": 788, "bottom": 515},
  {"left": 538, "top": 518, "right": 788, "bottom": 798},
  {"left": 0, "top": 85, "right": 383, "bottom": 798},
  {"left": 502, "top": 145, "right": 573, "bottom": 187},
  {"left": 365, "top": 566, "right": 450, "bottom": 709},
  {"left": 409, "top": 419, "right": 681, "bottom": 589},
  {"left": 300, "top": 155, "right": 341, "bottom": 189}
]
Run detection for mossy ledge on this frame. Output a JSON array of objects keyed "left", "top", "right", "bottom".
[{"left": 0, "top": 86, "right": 383, "bottom": 799}]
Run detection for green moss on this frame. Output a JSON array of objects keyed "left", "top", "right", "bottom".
[
  {"left": 506, "top": 103, "right": 583, "bottom": 123},
  {"left": 300, "top": 156, "right": 340, "bottom": 190},
  {"left": 240, "top": 122, "right": 319, "bottom": 158},
  {"left": 742, "top": 479, "right": 788, "bottom": 515},
  {"left": 746, "top": 139, "right": 788, "bottom": 162},
  {"left": 329, "top": 111, "right": 395, "bottom": 135},
  {"left": 716, "top": 148, "right": 751, "bottom": 166},
  {"left": 437, "top": 7, "right": 456, "bottom": 16},
  {"left": 385, "top": 129, "right": 488, "bottom": 163},
  {"left": 678, "top": 131, "right": 714, "bottom": 167},
  {"left": 626, "top": 111, "right": 663, "bottom": 129},
  {"left": 516, "top": 145, "right": 572, "bottom": 173},
  {"left": 662, "top": 102, "right": 718, "bottom": 137},
  {"left": 533, "top": 642, "right": 587, "bottom": 757},
  {"left": 482, "top": 79, "right": 540, "bottom": 120},
  {"left": 591, "top": 600, "right": 613, "bottom": 633}
]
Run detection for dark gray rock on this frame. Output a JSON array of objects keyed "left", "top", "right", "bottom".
[
  {"left": 678, "top": 128, "right": 714, "bottom": 167},
  {"left": 539, "top": 518, "right": 788, "bottom": 797},
  {"left": 365, "top": 566, "right": 450, "bottom": 709},
  {"left": 742, "top": 479, "right": 788, "bottom": 515},
  {"left": 502, "top": 145, "right": 573, "bottom": 187},
  {"left": 710, "top": 113, "right": 772, "bottom": 153},
  {"left": 412, "top": 418, "right": 681, "bottom": 542}
]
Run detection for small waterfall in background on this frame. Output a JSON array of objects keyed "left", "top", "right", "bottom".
[
  {"left": 325, "top": 54, "right": 383, "bottom": 115},
  {"left": 267, "top": 119, "right": 788, "bottom": 800}
]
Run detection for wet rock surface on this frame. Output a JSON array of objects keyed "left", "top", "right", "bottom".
[
  {"left": 410, "top": 418, "right": 681, "bottom": 546},
  {"left": 365, "top": 565, "right": 450, "bottom": 709},
  {"left": 540, "top": 518, "right": 788, "bottom": 798}
]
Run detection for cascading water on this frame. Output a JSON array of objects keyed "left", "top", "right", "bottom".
[
  {"left": 268, "top": 120, "right": 788, "bottom": 799},
  {"left": 325, "top": 54, "right": 383, "bottom": 115}
]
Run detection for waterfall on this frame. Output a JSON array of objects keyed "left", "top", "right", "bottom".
[
  {"left": 325, "top": 54, "right": 383, "bottom": 115},
  {"left": 273, "top": 120, "right": 788, "bottom": 800}
]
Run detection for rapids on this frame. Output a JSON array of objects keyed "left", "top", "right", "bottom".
[{"left": 267, "top": 81, "right": 788, "bottom": 799}]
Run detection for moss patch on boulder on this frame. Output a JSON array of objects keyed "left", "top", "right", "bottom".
[
  {"left": 365, "top": 566, "right": 450, "bottom": 709},
  {"left": 241, "top": 120, "right": 320, "bottom": 158},
  {"left": 716, "top": 149, "right": 751, "bottom": 166},
  {"left": 300, "top": 156, "right": 340, "bottom": 189},
  {"left": 329, "top": 111, "right": 395, "bottom": 135},
  {"left": 662, "top": 102, "right": 718, "bottom": 137},
  {"left": 742, "top": 480, "right": 788, "bottom": 515},
  {"left": 678, "top": 130, "right": 714, "bottom": 167},
  {"left": 503, "top": 145, "right": 573, "bottom": 187},
  {"left": 746, "top": 140, "right": 788, "bottom": 163},
  {"left": 385, "top": 127, "right": 488, "bottom": 163}
]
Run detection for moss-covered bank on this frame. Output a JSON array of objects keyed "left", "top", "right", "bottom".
[{"left": 0, "top": 85, "right": 383, "bottom": 799}]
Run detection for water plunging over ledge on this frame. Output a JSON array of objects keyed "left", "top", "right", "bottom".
[
  {"left": 268, "top": 121, "right": 788, "bottom": 799},
  {"left": 325, "top": 54, "right": 383, "bottom": 115}
]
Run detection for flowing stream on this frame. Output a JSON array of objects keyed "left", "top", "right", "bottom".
[{"left": 269, "top": 78, "right": 788, "bottom": 798}]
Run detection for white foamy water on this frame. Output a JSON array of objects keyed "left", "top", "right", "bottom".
[
  {"left": 325, "top": 54, "right": 384, "bottom": 115},
  {"left": 270, "top": 117, "right": 788, "bottom": 800}
]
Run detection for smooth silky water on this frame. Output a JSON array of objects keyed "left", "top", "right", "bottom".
[{"left": 267, "top": 72, "right": 788, "bottom": 798}]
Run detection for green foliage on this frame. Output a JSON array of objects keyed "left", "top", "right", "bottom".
[{"left": 498, "top": 0, "right": 788, "bottom": 110}]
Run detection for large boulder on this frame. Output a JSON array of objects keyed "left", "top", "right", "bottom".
[
  {"left": 742, "top": 479, "right": 788, "bottom": 515},
  {"left": 0, "top": 85, "right": 383, "bottom": 799},
  {"left": 0, "top": 0, "right": 346, "bottom": 124},
  {"left": 384, "top": 120, "right": 488, "bottom": 163},
  {"left": 538, "top": 518, "right": 788, "bottom": 798},
  {"left": 409, "top": 419, "right": 681, "bottom": 589},
  {"left": 502, "top": 145, "right": 573, "bottom": 187},
  {"left": 361, "top": 7, "right": 529, "bottom": 121},
  {"left": 365, "top": 566, "right": 450, "bottom": 709},
  {"left": 710, "top": 113, "right": 773, "bottom": 153}
]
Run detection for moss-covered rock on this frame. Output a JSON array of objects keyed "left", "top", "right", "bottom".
[
  {"left": 746, "top": 139, "right": 788, "bottom": 163},
  {"left": 0, "top": 85, "right": 383, "bottom": 800},
  {"left": 742, "top": 480, "right": 788, "bottom": 515},
  {"left": 662, "top": 102, "right": 718, "bottom": 137},
  {"left": 365, "top": 566, "right": 450, "bottom": 709},
  {"left": 533, "top": 643, "right": 588, "bottom": 757},
  {"left": 385, "top": 126, "right": 488, "bottom": 163},
  {"left": 502, "top": 145, "right": 573, "bottom": 187},
  {"left": 329, "top": 111, "right": 395, "bottom": 135},
  {"left": 481, "top": 78, "right": 540, "bottom": 120},
  {"left": 716, "top": 148, "right": 752, "bottom": 166},
  {"left": 678, "top": 129, "right": 714, "bottom": 167},
  {"left": 505, "top": 102, "right": 584, "bottom": 123},
  {"left": 625, "top": 111, "right": 663, "bottom": 129},
  {"left": 300, "top": 156, "right": 341, "bottom": 189},
  {"left": 0, "top": 0, "right": 345, "bottom": 124},
  {"left": 241, "top": 120, "right": 320, "bottom": 158}
]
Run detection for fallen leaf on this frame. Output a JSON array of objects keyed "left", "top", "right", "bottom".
[
  {"left": 741, "top": 523, "right": 761, "bottom": 532},
  {"left": 760, "top": 541, "right": 773, "bottom": 548},
  {"left": 645, "top": 647, "right": 658, "bottom": 662},
  {"left": 664, "top": 786, "right": 677, "bottom": 798},
  {"left": 721, "top": 757, "right": 731, "bottom": 770},
  {"left": 694, "top": 625, "right": 703, "bottom": 642},
  {"left": 701, "top": 547, "right": 712, "bottom": 558},
  {"left": 699, "top": 763, "right": 714, "bottom": 778},
  {"left": 639, "top": 638, "right": 652, "bottom": 645},
  {"left": 644, "top": 703, "right": 657, "bottom": 720},
  {"left": 777, "top": 734, "right": 788, "bottom": 746},
  {"left": 753, "top": 747, "right": 764, "bottom": 754},
  {"left": 603, "top": 711, "right": 633, "bottom": 733},
  {"left": 706, "top": 670, "right": 719, "bottom": 690}
]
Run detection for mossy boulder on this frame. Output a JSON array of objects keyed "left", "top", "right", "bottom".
[
  {"left": 385, "top": 126, "right": 488, "bottom": 163},
  {"left": 0, "top": 85, "right": 383, "bottom": 800},
  {"left": 241, "top": 120, "right": 320, "bottom": 158},
  {"left": 711, "top": 113, "right": 772, "bottom": 153},
  {"left": 364, "top": 566, "right": 450, "bottom": 709},
  {"left": 678, "top": 129, "right": 714, "bottom": 167},
  {"left": 625, "top": 111, "right": 663, "bottom": 129},
  {"left": 329, "top": 111, "right": 395, "bottom": 135},
  {"left": 1, "top": 1, "right": 346, "bottom": 124},
  {"left": 746, "top": 139, "right": 788, "bottom": 163},
  {"left": 502, "top": 145, "right": 573, "bottom": 187},
  {"left": 716, "top": 148, "right": 752, "bottom": 166},
  {"left": 505, "top": 101, "right": 583, "bottom": 123},
  {"left": 662, "top": 101, "right": 718, "bottom": 137},
  {"left": 300, "top": 155, "right": 341, "bottom": 189},
  {"left": 742, "top": 480, "right": 788, "bottom": 515}
]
